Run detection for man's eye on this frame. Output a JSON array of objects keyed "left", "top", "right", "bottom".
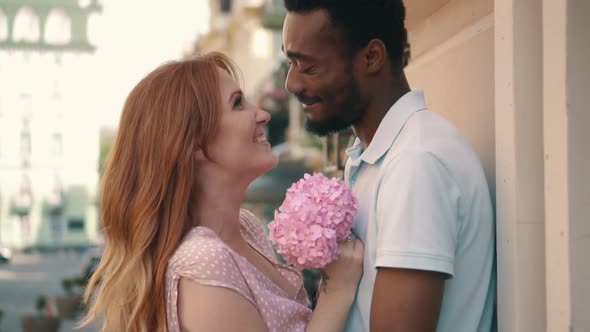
[{"left": 302, "top": 66, "right": 316, "bottom": 74}]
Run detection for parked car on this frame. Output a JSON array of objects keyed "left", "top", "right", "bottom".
[
  {"left": 0, "top": 246, "right": 11, "bottom": 264},
  {"left": 78, "top": 246, "right": 102, "bottom": 284}
]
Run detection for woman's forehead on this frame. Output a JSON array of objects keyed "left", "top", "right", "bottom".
[{"left": 217, "top": 68, "right": 238, "bottom": 89}]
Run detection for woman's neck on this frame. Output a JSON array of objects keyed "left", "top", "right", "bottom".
[{"left": 192, "top": 169, "right": 249, "bottom": 245}]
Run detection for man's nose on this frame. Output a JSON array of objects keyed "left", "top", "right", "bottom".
[{"left": 285, "top": 67, "right": 303, "bottom": 95}]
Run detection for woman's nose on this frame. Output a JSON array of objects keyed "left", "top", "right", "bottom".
[{"left": 256, "top": 109, "right": 271, "bottom": 125}]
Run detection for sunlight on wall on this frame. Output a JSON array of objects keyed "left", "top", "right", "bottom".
[
  {"left": 252, "top": 27, "right": 271, "bottom": 58},
  {"left": 78, "top": 0, "right": 92, "bottom": 7},
  {"left": 0, "top": 0, "right": 212, "bottom": 249}
]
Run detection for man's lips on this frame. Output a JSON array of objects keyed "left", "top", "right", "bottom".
[
  {"left": 295, "top": 94, "right": 321, "bottom": 106},
  {"left": 303, "top": 101, "right": 321, "bottom": 113}
]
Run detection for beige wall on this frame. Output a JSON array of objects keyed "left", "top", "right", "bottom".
[
  {"left": 543, "top": 0, "right": 573, "bottom": 330},
  {"left": 200, "top": 1, "right": 275, "bottom": 97},
  {"left": 567, "top": 0, "right": 590, "bottom": 329},
  {"left": 405, "top": 0, "right": 496, "bottom": 197},
  {"left": 226, "top": 20, "right": 275, "bottom": 96},
  {"left": 495, "top": 0, "right": 547, "bottom": 330},
  {"left": 407, "top": 0, "right": 589, "bottom": 330}
]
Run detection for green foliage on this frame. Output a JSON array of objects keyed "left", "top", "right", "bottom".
[
  {"left": 98, "top": 131, "right": 116, "bottom": 177},
  {"left": 61, "top": 278, "right": 73, "bottom": 293},
  {"left": 297, "top": 132, "right": 324, "bottom": 150},
  {"left": 35, "top": 296, "right": 47, "bottom": 315}
]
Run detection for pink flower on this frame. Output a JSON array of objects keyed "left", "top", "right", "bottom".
[{"left": 268, "top": 173, "right": 359, "bottom": 269}]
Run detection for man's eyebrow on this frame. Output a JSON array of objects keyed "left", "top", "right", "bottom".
[{"left": 281, "top": 44, "right": 314, "bottom": 61}]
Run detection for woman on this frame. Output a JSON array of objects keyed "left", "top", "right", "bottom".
[{"left": 80, "top": 53, "right": 363, "bottom": 332}]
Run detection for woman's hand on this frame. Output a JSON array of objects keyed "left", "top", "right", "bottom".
[
  {"left": 321, "top": 234, "right": 364, "bottom": 295},
  {"left": 305, "top": 235, "right": 364, "bottom": 332}
]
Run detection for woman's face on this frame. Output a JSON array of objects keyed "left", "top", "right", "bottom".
[{"left": 204, "top": 68, "right": 278, "bottom": 178}]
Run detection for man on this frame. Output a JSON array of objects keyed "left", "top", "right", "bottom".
[{"left": 281, "top": 1, "right": 496, "bottom": 331}]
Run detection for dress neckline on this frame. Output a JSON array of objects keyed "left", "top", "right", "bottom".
[{"left": 190, "top": 214, "right": 306, "bottom": 302}]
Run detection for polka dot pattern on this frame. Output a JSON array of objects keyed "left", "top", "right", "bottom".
[{"left": 166, "top": 209, "right": 312, "bottom": 331}]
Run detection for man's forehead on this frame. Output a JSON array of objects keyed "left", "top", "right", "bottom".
[
  {"left": 283, "top": 11, "right": 340, "bottom": 57},
  {"left": 287, "top": 9, "right": 331, "bottom": 27}
]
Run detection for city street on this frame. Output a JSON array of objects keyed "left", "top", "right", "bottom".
[{"left": 0, "top": 251, "right": 97, "bottom": 332}]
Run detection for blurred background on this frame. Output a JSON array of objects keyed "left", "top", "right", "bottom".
[
  {"left": 0, "top": 0, "right": 588, "bottom": 331},
  {"left": 0, "top": 0, "right": 329, "bottom": 330}
]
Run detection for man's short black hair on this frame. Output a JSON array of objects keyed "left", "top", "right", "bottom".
[{"left": 284, "top": 0, "right": 407, "bottom": 68}]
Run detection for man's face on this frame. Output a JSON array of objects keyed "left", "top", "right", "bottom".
[{"left": 282, "top": 10, "right": 366, "bottom": 136}]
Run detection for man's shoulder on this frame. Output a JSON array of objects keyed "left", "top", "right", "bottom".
[
  {"left": 379, "top": 143, "right": 447, "bottom": 176},
  {"left": 383, "top": 110, "right": 481, "bottom": 173}
]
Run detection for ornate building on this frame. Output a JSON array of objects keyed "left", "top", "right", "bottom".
[{"left": 0, "top": 0, "right": 102, "bottom": 250}]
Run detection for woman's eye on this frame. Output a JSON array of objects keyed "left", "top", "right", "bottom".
[{"left": 233, "top": 95, "right": 243, "bottom": 109}]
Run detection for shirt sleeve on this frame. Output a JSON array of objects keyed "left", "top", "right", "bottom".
[{"left": 374, "top": 151, "right": 461, "bottom": 277}]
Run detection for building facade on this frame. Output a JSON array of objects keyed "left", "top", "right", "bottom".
[{"left": 0, "top": 0, "right": 102, "bottom": 250}]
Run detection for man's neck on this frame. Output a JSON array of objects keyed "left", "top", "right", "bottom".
[{"left": 353, "top": 73, "right": 411, "bottom": 149}]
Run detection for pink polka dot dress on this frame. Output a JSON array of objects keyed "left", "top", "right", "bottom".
[{"left": 166, "top": 209, "right": 312, "bottom": 331}]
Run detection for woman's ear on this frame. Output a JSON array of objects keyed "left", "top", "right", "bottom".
[{"left": 193, "top": 148, "right": 208, "bottom": 161}]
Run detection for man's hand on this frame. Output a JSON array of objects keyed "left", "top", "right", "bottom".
[{"left": 370, "top": 267, "right": 445, "bottom": 332}]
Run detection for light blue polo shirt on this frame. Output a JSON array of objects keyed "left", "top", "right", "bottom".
[{"left": 343, "top": 90, "right": 496, "bottom": 332}]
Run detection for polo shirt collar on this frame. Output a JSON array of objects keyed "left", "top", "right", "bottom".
[{"left": 346, "top": 90, "right": 428, "bottom": 165}]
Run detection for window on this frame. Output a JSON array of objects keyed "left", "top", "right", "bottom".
[
  {"left": 51, "top": 132, "right": 63, "bottom": 158},
  {"left": 0, "top": 10, "right": 8, "bottom": 41},
  {"left": 20, "top": 112, "right": 32, "bottom": 168},
  {"left": 78, "top": 0, "right": 91, "bottom": 8},
  {"left": 13, "top": 6, "right": 40, "bottom": 43},
  {"left": 68, "top": 218, "right": 85, "bottom": 231},
  {"left": 45, "top": 8, "right": 71, "bottom": 45},
  {"left": 20, "top": 130, "right": 31, "bottom": 167},
  {"left": 220, "top": 0, "right": 232, "bottom": 13}
]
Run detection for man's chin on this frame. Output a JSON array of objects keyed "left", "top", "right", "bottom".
[{"left": 305, "top": 119, "right": 351, "bottom": 137}]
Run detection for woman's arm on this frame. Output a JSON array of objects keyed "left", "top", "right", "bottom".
[
  {"left": 306, "top": 237, "right": 364, "bottom": 332},
  {"left": 178, "top": 278, "right": 266, "bottom": 332},
  {"left": 178, "top": 237, "right": 363, "bottom": 332},
  {"left": 305, "top": 283, "right": 356, "bottom": 332}
]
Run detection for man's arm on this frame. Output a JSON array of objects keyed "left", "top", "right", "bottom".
[
  {"left": 371, "top": 152, "right": 459, "bottom": 331},
  {"left": 370, "top": 268, "right": 445, "bottom": 332}
]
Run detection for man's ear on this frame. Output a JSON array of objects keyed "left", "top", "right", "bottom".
[
  {"left": 363, "top": 38, "right": 387, "bottom": 74},
  {"left": 193, "top": 148, "right": 208, "bottom": 161}
]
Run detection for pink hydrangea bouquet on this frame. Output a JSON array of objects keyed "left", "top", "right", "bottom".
[{"left": 268, "top": 173, "right": 359, "bottom": 269}]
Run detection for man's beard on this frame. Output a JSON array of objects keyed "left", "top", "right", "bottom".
[
  {"left": 304, "top": 80, "right": 362, "bottom": 137},
  {"left": 305, "top": 115, "right": 354, "bottom": 137}
]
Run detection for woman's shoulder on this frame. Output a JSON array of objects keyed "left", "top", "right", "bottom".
[
  {"left": 168, "top": 227, "right": 234, "bottom": 276},
  {"left": 239, "top": 209, "right": 266, "bottom": 238},
  {"left": 166, "top": 226, "right": 256, "bottom": 331},
  {"left": 239, "top": 209, "right": 278, "bottom": 261}
]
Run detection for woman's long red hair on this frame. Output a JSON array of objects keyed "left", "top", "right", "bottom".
[{"left": 80, "top": 53, "right": 239, "bottom": 331}]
